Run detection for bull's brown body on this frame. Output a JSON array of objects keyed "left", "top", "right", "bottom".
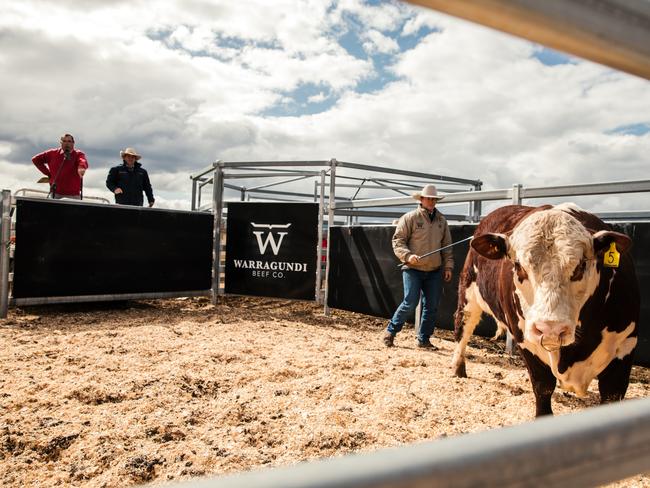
[{"left": 453, "top": 204, "right": 640, "bottom": 416}]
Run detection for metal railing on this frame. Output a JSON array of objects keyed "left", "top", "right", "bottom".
[
  {"left": 192, "top": 158, "right": 650, "bottom": 310},
  {"left": 14, "top": 187, "right": 111, "bottom": 204},
  {"left": 166, "top": 396, "right": 650, "bottom": 488},
  {"left": 0, "top": 193, "right": 212, "bottom": 316}
]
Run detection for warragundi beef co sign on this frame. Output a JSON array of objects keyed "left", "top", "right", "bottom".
[{"left": 224, "top": 202, "right": 318, "bottom": 300}]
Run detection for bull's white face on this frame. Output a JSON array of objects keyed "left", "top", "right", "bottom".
[{"left": 506, "top": 210, "right": 599, "bottom": 349}]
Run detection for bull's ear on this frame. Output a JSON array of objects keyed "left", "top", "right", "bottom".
[
  {"left": 593, "top": 230, "right": 632, "bottom": 255},
  {"left": 471, "top": 233, "right": 509, "bottom": 260}
]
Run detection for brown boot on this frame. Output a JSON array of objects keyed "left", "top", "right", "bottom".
[{"left": 383, "top": 332, "right": 395, "bottom": 347}]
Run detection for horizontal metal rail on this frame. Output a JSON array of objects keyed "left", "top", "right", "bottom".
[
  {"left": 333, "top": 179, "right": 650, "bottom": 210},
  {"left": 10, "top": 290, "right": 211, "bottom": 306},
  {"left": 220, "top": 161, "right": 331, "bottom": 168},
  {"left": 598, "top": 210, "right": 650, "bottom": 222},
  {"left": 248, "top": 188, "right": 351, "bottom": 201},
  {"left": 336, "top": 161, "right": 482, "bottom": 186},
  {"left": 171, "top": 396, "right": 650, "bottom": 488},
  {"left": 406, "top": 0, "right": 650, "bottom": 80},
  {"left": 225, "top": 171, "right": 322, "bottom": 179},
  {"left": 522, "top": 180, "right": 650, "bottom": 198},
  {"left": 334, "top": 209, "right": 468, "bottom": 221},
  {"left": 14, "top": 188, "right": 111, "bottom": 204}
]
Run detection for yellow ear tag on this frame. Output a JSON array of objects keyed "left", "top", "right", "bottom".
[{"left": 603, "top": 242, "right": 620, "bottom": 268}]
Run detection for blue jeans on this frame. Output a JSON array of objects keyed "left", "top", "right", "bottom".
[{"left": 387, "top": 268, "right": 443, "bottom": 342}]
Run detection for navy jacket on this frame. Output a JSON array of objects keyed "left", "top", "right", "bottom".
[{"left": 106, "top": 161, "right": 154, "bottom": 206}]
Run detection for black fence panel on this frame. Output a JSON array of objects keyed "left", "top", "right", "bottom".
[
  {"left": 224, "top": 202, "right": 318, "bottom": 300},
  {"left": 327, "top": 225, "right": 497, "bottom": 337},
  {"left": 328, "top": 223, "right": 650, "bottom": 366},
  {"left": 617, "top": 223, "right": 650, "bottom": 366},
  {"left": 12, "top": 198, "right": 213, "bottom": 298}
]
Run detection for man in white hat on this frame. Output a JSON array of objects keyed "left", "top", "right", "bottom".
[
  {"left": 383, "top": 184, "right": 453, "bottom": 349},
  {"left": 106, "top": 147, "right": 155, "bottom": 207}
]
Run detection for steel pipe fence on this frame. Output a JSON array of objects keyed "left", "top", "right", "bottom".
[
  {"left": 405, "top": 0, "right": 650, "bottom": 81},
  {"left": 192, "top": 160, "right": 650, "bottom": 309},
  {"left": 164, "top": 396, "right": 650, "bottom": 488},
  {"left": 0, "top": 193, "right": 214, "bottom": 312},
  {"left": 11, "top": 290, "right": 210, "bottom": 306}
]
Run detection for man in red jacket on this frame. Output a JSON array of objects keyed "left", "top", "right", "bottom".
[{"left": 32, "top": 133, "right": 88, "bottom": 199}]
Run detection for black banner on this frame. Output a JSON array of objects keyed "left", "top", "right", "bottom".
[
  {"left": 225, "top": 202, "right": 318, "bottom": 300},
  {"left": 12, "top": 198, "right": 213, "bottom": 298},
  {"left": 327, "top": 224, "right": 497, "bottom": 337}
]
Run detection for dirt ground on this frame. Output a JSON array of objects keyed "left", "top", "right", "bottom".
[{"left": 1, "top": 296, "right": 649, "bottom": 488}]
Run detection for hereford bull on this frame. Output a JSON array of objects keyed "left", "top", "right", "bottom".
[{"left": 452, "top": 203, "right": 640, "bottom": 416}]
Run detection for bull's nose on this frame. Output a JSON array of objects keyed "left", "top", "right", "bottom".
[{"left": 531, "top": 321, "right": 574, "bottom": 349}]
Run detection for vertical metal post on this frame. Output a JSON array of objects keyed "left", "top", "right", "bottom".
[
  {"left": 472, "top": 181, "right": 483, "bottom": 222},
  {"left": 191, "top": 177, "right": 197, "bottom": 211},
  {"left": 512, "top": 183, "right": 523, "bottom": 205},
  {"left": 211, "top": 162, "right": 225, "bottom": 305},
  {"left": 323, "top": 159, "right": 336, "bottom": 316},
  {"left": 315, "top": 171, "right": 326, "bottom": 304},
  {"left": 505, "top": 183, "right": 524, "bottom": 354},
  {"left": 240, "top": 187, "right": 246, "bottom": 201},
  {"left": 0, "top": 190, "right": 11, "bottom": 318}
]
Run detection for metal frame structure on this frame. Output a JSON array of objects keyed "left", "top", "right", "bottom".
[
  {"left": 190, "top": 159, "right": 650, "bottom": 310},
  {"left": 189, "top": 159, "right": 483, "bottom": 305}
]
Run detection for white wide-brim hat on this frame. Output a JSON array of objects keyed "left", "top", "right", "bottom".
[
  {"left": 120, "top": 147, "right": 142, "bottom": 160},
  {"left": 412, "top": 184, "right": 444, "bottom": 201}
]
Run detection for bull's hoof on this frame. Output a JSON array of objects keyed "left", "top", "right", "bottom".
[{"left": 454, "top": 363, "right": 467, "bottom": 378}]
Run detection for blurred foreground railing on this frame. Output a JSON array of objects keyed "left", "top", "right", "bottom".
[{"left": 165, "top": 397, "right": 650, "bottom": 488}]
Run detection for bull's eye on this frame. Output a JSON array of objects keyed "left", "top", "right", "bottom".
[
  {"left": 571, "top": 259, "right": 587, "bottom": 282},
  {"left": 514, "top": 261, "right": 528, "bottom": 283}
]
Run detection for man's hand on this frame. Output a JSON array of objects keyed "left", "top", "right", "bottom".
[
  {"left": 443, "top": 269, "right": 452, "bottom": 282},
  {"left": 407, "top": 254, "right": 420, "bottom": 265},
  {"left": 148, "top": 200, "right": 155, "bottom": 207},
  {"left": 78, "top": 167, "right": 86, "bottom": 177},
  {"left": 114, "top": 188, "right": 123, "bottom": 195}
]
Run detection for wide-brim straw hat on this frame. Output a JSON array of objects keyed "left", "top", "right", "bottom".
[
  {"left": 412, "top": 184, "right": 444, "bottom": 201},
  {"left": 120, "top": 147, "right": 142, "bottom": 160}
]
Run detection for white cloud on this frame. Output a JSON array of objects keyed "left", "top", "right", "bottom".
[
  {"left": 1, "top": 0, "right": 648, "bottom": 216},
  {"left": 307, "top": 92, "right": 328, "bottom": 104},
  {"left": 363, "top": 29, "right": 400, "bottom": 54}
]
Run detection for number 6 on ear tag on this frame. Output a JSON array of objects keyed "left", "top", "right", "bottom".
[{"left": 603, "top": 242, "right": 620, "bottom": 268}]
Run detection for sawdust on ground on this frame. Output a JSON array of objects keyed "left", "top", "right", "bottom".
[{"left": 1, "top": 296, "right": 649, "bottom": 487}]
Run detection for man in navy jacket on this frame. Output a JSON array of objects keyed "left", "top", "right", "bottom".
[{"left": 106, "top": 147, "right": 155, "bottom": 207}]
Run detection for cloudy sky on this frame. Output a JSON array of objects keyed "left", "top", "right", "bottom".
[{"left": 1, "top": 0, "right": 648, "bottom": 212}]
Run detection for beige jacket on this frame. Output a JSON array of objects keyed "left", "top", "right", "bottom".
[{"left": 392, "top": 206, "right": 454, "bottom": 272}]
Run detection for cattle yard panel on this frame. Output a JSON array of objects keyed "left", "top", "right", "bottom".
[
  {"left": 0, "top": 195, "right": 213, "bottom": 316},
  {"left": 168, "top": 396, "right": 650, "bottom": 488},
  {"left": 190, "top": 159, "right": 483, "bottom": 307},
  {"left": 190, "top": 161, "right": 650, "bottom": 308}
]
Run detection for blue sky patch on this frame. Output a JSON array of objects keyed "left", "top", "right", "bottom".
[
  {"left": 260, "top": 83, "right": 338, "bottom": 117},
  {"left": 533, "top": 47, "right": 575, "bottom": 66},
  {"left": 606, "top": 123, "right": 650, "bottom": 136}
]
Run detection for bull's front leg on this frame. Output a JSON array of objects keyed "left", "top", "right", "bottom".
[
  {"left": 598, "top": 354, "right": 634, "bottom": 404},
  {"left": 452, "top": 285, "right": 483, "bottom": 378},
  {"left": 520, "top": 348, "right": 557, "bottom": 417}
]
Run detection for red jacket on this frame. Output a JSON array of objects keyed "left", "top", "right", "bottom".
[{"left": 32, "top": 148, "right": 88, "bottom": 196}]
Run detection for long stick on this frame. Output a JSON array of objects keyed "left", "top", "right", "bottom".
[{"left": 397, "top": 235, "right": 473, "bottom": 267}]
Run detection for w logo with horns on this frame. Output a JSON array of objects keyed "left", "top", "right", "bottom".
[{"left": 251, "top": 223, "right": 291, "bottom": 256}]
